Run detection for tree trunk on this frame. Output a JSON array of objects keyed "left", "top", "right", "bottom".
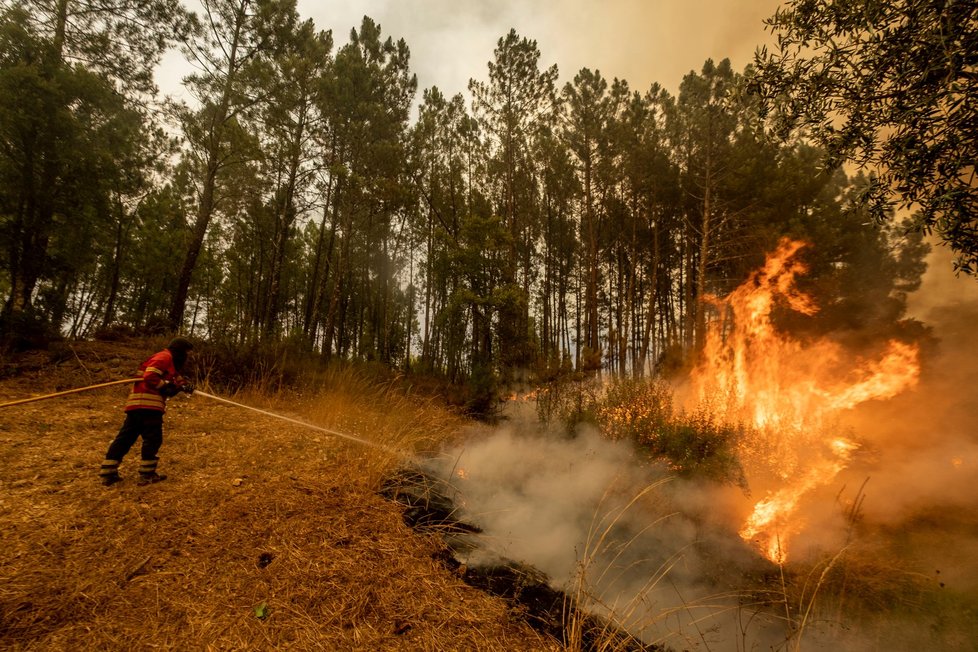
[
  {"left": 168, "top": 0, "right": 248, "bottom": 331},
  {"left": 695, "top": 158, "right": 713, "bottom": 355}
]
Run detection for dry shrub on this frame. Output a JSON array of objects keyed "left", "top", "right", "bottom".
[
  {"left": 770, "top": 534, "right": 969, "bottom": 651},
  {"left": 190, "top": 340, "right": 312, "bottom": 394},
  {"left": 597, "top": 379, "right": 746, "bottom": 483},
  {"left": 534, "top": 373, "right": 604, "bottom": 429}
]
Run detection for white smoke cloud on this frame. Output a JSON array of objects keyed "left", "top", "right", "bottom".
[
  {"left": 296, "top": 0, "right": 783, "bottom": 98},
  {"left": 426, "top": 418, "right": 781, "bottom": 649}
]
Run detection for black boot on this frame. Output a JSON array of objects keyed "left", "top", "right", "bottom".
[
  {"left": 100, "top": 459, "right": 122, "bottom": 486},
  {"left": 137, "top": 458, "right": 166, "bottom": 485}
]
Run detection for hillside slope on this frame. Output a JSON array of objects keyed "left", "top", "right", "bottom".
[{"left": 0, "top": 342, "right": 555, "bottom": 651}]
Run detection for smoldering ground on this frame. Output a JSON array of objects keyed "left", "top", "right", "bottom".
[
  {"left": 424, "top": 419, "right": 785, "bottom": 650},
  {"left": 423, "top": 408, "right": 974, "bottom": 649}
]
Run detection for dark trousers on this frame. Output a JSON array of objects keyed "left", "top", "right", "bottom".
[{"left": 105, "top": 409, "right": 164, "bottom": 462}]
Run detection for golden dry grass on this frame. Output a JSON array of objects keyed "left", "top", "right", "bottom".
[{"left": 0, "top": 341, "right": 558, "bottom": 651}]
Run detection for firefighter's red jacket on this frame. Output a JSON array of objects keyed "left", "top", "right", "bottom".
[{"left": 125, "top": 349, "right": 186, "bottom": 412}]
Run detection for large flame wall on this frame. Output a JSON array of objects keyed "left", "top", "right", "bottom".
[{"left": 690, "top": 238, "right": 920, "bottom": 562}]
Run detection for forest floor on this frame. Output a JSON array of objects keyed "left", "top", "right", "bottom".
[{"left": 0, "top": 340, "right": 557, "bottom": 651}]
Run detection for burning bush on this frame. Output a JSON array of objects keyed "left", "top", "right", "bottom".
[
  {"left": 686, "top": 238, "right": 924, "bottom": 564},
  {"left": 532, "top": 374, "right": 745, "bottom": 484},
  {"left": 594, "top": 378, "right": 746, "bottom": 485}
]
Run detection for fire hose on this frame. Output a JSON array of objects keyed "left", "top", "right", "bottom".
[
  {"left": 0, "top": 378, "right": 144, "bottom": 408},
  {"left": 192, "top": 389, "right": 401, "bottom": 454},
  {"left": 0, "top": 379, "right": 401, "bottom": 455}
]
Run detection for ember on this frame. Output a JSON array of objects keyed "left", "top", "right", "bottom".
[{"left": 507, "top": 388, "right": 544, "bottom": 402}]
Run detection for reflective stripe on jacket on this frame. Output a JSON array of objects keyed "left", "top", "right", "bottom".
[{"left": 125, "top": 349, "right": 185, "bottom": 413}]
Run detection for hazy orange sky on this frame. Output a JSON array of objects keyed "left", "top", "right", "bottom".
[
  {"left": 306, "top": 0, "right": 786, "bottom": 95},
  {"left": 159, "top": 0, "right": 787, "bottom": 102}
]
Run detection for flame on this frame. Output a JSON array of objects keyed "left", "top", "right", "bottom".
[
  {"left": 507, "top": 388, "right": 543, "bottom": 401},
  {"left": 691, "top": 239, "right": 920, "bottom": 562},
  {"left": 456, "top": 468, "right": 469, "bottom": 480},
  {"left": 738, "top": 437, "right": 858, "bottom": 562}
]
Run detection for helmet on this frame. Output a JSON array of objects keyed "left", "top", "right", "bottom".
[{"left": 167, "top": 337, "right": 194, "bottom": 352}]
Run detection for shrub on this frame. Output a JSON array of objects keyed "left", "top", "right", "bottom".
[
  {"left": 534, "top": 372, "right": 603, "bottom": 433},
  {"left": 543, "top": 375, "right": 746, "bottom": 484},
  {"left": 93, "top": 323, "right": 136, "bottom": 342},
  {"left": 465, "top": 363, "right": 500, "bottom": 419},
  {"left": 0, "top": 309, "right": 61, "bottom": 352}
]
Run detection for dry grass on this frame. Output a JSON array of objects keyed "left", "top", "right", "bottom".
[{"left": 0, "top": 341, "right": 557, "bottom": 651}]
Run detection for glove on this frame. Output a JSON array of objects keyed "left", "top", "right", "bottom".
[
  {"left": 158, "top": 381, "right": 180, "bottom": 398},
  {"left": 180, "top": 383, "right": 195, "bottom": 395}
]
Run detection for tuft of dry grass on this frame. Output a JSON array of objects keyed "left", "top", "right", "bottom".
[{"left": 0, "top": 342, "right": 556, "bottom": 651}]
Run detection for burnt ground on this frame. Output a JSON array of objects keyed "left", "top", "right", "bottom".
[
  {"left": 0, "top": 341, "right": 557, "bottom": 651},
  {"left": 380, "top": 467, "right": 658, "bottom": 652}
]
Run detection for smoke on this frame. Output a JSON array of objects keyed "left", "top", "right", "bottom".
[
  {"left": 831, "top": 246, "right": 978, "bottom": 588},
  {"left": 296, "top": 0, "right": 784, "bottom": 99},
  {"left": 427, "top": 415, "right": 780, "bottom": 649}
]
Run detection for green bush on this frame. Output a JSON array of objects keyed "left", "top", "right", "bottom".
[{"left": 543, "top": 376, "right": 746, "bottom": 484}]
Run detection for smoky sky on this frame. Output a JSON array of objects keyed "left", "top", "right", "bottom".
[
  {"left": 301, "top": 0, "right": 784, "bottom": 95},
  {"left": 159, "top": 0, "right": 785, "bottom": 105}
]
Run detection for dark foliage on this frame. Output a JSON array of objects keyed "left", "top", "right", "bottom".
[{"left": 755, "top": 0, "right": 978, "bottom": 274}]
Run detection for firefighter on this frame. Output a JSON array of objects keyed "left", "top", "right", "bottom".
[{"left": 99, "top": 337, "right": 195, "bottom": 486}]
